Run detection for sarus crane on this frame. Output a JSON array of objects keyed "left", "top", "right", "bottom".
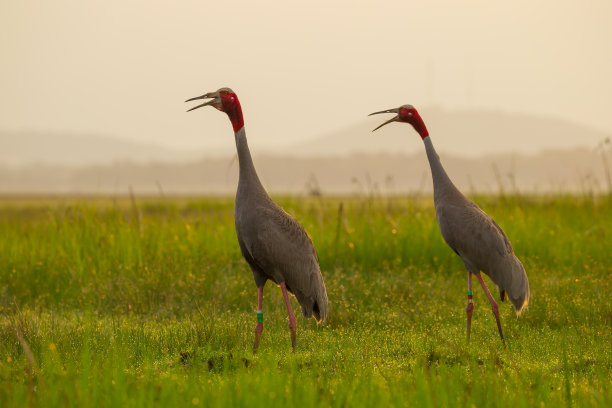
[
  {"left": 370, "top": 104, "right": 529, "bottom": 345},
  {"left": 186, "top": 88, "right": 328, "bottom": 352}
]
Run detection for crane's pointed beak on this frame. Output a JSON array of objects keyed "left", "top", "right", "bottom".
[
  {"left": 370, "top": 108, "right": 400, "bottom": 131},
  {"left": 368, "top": 108, "right": 400, "bottom": 116},
  {"left": 186, "top": 99, "right": 216, "bottom": 112},
  {"left": 371, "top": 115, "right": 400, "bottom": 132},
  {"left": 185, "top": 92, "right": 221, "bottom": 112},
  {"left": 185, "top": 94, "right": 210, "bottom": 103}
]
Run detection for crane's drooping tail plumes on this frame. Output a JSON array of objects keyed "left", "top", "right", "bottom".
[
  {"left": 280, "top": 248, "right": 328, "bottom": 322},
  {"left": 296, "top": 264, "right": 328, "bottom": 322},
  {"left": 496, "top": 255, "right": 530, "bottom": 315},
  {"left": 312, "top": 279, "right": 329, "bottom": 322}
]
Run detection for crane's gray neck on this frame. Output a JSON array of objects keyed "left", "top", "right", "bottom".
[
  {"left": 235, "top": 127, "right": 266, "bottom": 194},
  {"left": 423, "top": 136, "right": 461, "bottom": 201}
]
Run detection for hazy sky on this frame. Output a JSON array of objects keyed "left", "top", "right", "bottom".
[{"left": 1, "top": 1, "right": 611, "bottom": 156}]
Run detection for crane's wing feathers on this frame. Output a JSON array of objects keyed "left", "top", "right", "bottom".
[
  {"left": 437, "top": 200, "right": 514, "bottom": 268},
  {"left": 237, "top": 235, "right": 268, "bottom": 287},
  {"left": 489, "top": 217, "right": 513, "bottom": 254},
  {"left": 248, "top": 204, "right": 318, "bottom": 275}
]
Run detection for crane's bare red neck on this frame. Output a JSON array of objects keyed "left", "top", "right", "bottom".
[
  {"left": 400, "top": 107, "right": 429, "bottom": 139},
  {"left": 220, "top": 91, "right": 244, "bottom": 132}
]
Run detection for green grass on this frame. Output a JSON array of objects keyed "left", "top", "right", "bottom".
[{"left": 1, "top": 194, "right": 611, "bottom": 407}]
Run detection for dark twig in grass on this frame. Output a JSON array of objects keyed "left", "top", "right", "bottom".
[
  {"left": 333, "top": 202, "right": 344, "bottom": 265},
  {"left": 155, "top": 180, "right": 167, "bottom": 201},
  {"left": 14, "top": 327, "right": 37, "bottom": 408},
  {"left": 305, "top": 173, "right": 322, "bottom": 197},
  {"left": 508, "top": 157, "right": 519, "bottom": 197},
  {"left": 562, "top": 339, "right": 573, "bottom": 408},
  {"left": 468, "top": 174, "right": 476, "bottom": 198},
  {"left": 384, "top": 174, "right": 395, "bottom": 197},
  {"left": 492, "top": 163, "right": 506, "bottom": 199},
  {"left": 12, "top": 302, "right": 38, "bottom": 408},
  {"left": 596, "top": 138, "right": 611, "bottom": 194},
  {"left": 155, "top": 180, "right": 171, "bottom": 219},
  {"left": 194, "top": 300, "right": 217, "bottom": 344},
  {"left": 128, "top": 185, "right": 142, "bottom": 236}
]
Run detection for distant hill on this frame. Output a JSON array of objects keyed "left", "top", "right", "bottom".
[
  {"left": 279, "top": 108, "right": 611, "bottom": 158},
  {"left": 0, "top": 131, "right": 205, "bottom": 167},
  {"left": 2, "top": 109, "right": 610, "bottom": 168}
]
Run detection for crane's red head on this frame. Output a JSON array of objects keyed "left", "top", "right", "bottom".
[
  {"left": 186, "top": 87, "right": 244, "bottom": 132},
  {"left": 369, "top": 104, "right": 429, "bottom": 139}
]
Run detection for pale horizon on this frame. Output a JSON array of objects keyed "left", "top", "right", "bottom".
[{"left": 2, "top": 1, "right": 612, "bottom": 158}]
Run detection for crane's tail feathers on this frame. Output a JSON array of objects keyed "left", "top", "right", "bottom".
[
  {"left": 312, "top": 284, "right": 328, "bottom": 323},
  {"left": 514, "top": 293, "right": 530, "bottom": 317},
  {"left": 506, "top": 257, "right": 530, "bottom": 316},
  {"left": 312, "top": 302, "right": 324, "bottom": 322},
  {"left": 493, "top": 255, "right": 530, "bottom": 316},
  {"left": 298, "top": 293, "right": 327, "bottom": 322},
  {"left": 310, "top": 269, "right": 328, "bottom": 322},
  {"left": 294, "top": 266, "right": 328, "bottom": 323}
]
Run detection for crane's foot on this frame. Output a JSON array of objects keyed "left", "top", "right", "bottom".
[
  {"left": 466, "top": 302, "right": 474, "bottom": 342},
  {"left": 253, "top": 322, "right": 264, "bottom": 354}
]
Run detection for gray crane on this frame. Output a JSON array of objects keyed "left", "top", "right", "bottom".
[
  {"left": 186, "top": 88, "right": 328, "bottom": 352},
  {"left": 370, "top": 105, "right": 530, "bottom": 345}
]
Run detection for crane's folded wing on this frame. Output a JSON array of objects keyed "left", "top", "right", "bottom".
[
  {"left": 242, "top": 204, "right": 320, "bottom": 289},
  {"left": 438, "top": 200, "right": 514, "bottom": 268}
]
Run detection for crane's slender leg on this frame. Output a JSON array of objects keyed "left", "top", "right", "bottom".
[
  {"left": 279, "top": 282, "right": 297, "bottom": 352},
  {"left": 253, "top": 286, "right": 264, "bottom": 353},
  {"left": 466, "top": 270, "right": 474, "bottom": 342},
  {"left": 475, "top": 273, "right": 505, "bottom": 346}
]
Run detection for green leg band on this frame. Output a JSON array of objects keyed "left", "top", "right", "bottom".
[
  {"left": 467, "top": 291, "right": 473, "bottom": 296},
  {"left": 257, "top": 312, "right": 263, "bottom": 323}
]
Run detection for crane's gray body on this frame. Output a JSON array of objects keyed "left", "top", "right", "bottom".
[
  {"left": 233, "top": 128, "right": 328, "bottom": 321},
  {"left": 424, "top": 137, "right": 530, "bottom": 313}
]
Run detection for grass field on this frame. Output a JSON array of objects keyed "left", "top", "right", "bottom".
[{"left": 0, "top": 194, "right": 610, "bottom": 407}]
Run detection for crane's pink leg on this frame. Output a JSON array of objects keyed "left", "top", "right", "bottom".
[
  {"left": 253, "top": 286, "right": 264, "bottom": 353},
  {"left": 466, "top": 270, "right": 474, "bottom": 342},
  {"left": 280, "top": 282, "right": 297, "bottom": 352},
  {"left": 475, "top": 273, "right": 505, "bottom": 346}
]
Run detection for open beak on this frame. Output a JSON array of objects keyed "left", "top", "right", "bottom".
[
  {"left": 368, "top": 108, "right": 400, "bottom": 132},
  {"left": 185, "top": 92, "right": 220, "bottom": 112}
]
